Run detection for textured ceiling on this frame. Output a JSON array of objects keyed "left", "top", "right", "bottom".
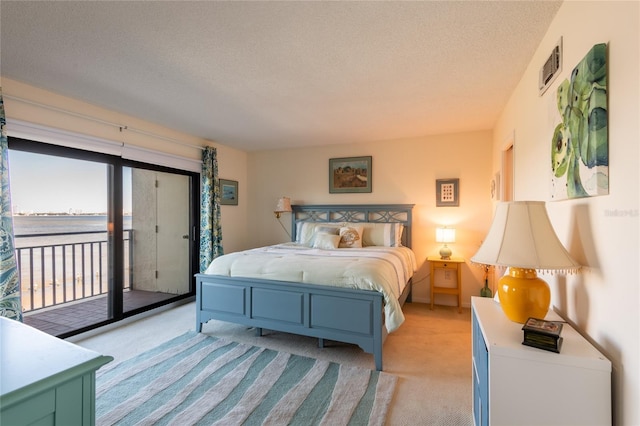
[{"left": 1, "top": 1, "right": 562, "bottom": 151}]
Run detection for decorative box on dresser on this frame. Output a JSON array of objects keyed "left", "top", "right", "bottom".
[
  {"left": 471, "top": 297, "right": 611, "bottom": 426},
  {"left": 0, "top": 317, "right": 113, "bottom": 426}
]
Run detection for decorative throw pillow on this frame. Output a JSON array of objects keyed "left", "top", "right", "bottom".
[
  {"left": 315, "top": 225, "right": 340, "bottom": 235},
  {"left": 338, "top": 226, "right": 363, "bottom": 248},
  {"left": 296, "top": 222, "right": 342, "bottom": 246},
  {"left": 312, "top": 233, "right": 341, "bottom": 250}
]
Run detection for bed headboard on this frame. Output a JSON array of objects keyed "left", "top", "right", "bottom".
[{"left": 291, "top": 204, "right": 415, "bottom": 248}]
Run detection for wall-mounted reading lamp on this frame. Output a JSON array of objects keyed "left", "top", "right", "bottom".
[
  {"left": 274, "top": 197, "right": 292, "bottom": 238},
  {"left": 274, "top": 197, "right": 292, "bottom": 219}
]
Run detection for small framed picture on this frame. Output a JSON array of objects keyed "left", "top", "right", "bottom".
[
  {"left": 436, "top": 178, "right": 459, "bottom": 207},
  {"left": 219, "top": 179, "right": 238, "bottom": 205},
  {"left": 329, "top": 156, "right": 372, "bottom": 193},
  {"left": 491, "top": 172, "right": 501, "bottom": 201}
]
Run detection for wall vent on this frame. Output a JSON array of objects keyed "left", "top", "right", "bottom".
[{"left": 539, "top": 37, "right": 562, "bottom": 96}]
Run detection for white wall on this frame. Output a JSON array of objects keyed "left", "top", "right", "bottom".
[
  {"left": 246, "top": 132, "right": 494, "bottom": 305},
  {"left": 493, "top": 2, "right": 639, "bottom": 424}
]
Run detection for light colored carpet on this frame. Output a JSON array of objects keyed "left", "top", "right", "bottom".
[{"left": 76, "top": 301, "right": 473, "bottom": 425}]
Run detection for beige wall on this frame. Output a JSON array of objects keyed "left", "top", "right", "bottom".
[
  {"left": 493, "top": 2, "right": 639, "bottom": 424},
  {"left": 246, "top": 132, "right": 494, "bottom": 304},
  {"left": 2, "top": 77, "right": 249, "bottom": 254},
  {"left": 2, "top": 77, "right": 494, "bottom": 304},
  {"left": 7, "top": 5, "right": 637, "bottom": 418}
]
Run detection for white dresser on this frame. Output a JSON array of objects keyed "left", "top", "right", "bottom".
[{"left": 471, "top": 297, "right": 611, "bottom": 426}]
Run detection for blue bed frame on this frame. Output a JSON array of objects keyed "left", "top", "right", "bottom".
[{"left": 195, "top": 204, "right": 414, "bottom": 371}]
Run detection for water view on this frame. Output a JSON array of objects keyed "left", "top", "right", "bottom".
[{"left": 13, "top": 214, "right": 131, "bottom": 236}]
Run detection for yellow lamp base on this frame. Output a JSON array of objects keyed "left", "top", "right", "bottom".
[{"left": 498, "top": 268, "right": 550, "bottom": 323}]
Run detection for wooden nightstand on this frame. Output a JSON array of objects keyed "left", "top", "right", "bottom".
[{"left": 427, "top": 256, "right": 464, "bottom": 313}]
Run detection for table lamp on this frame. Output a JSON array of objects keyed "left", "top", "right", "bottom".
[
  {"left": 471, "top": 201, "right": 580, "bottom": 323},
  {"left": 436, "top": 226, "right": 456, "bottom": 260}
]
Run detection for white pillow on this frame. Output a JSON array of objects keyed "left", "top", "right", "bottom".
[
  {"left": 315, "top": 225, "right": 340, "bottom": 235},
  {"left": 339, "top": 226, "right": 363, "bottom": 248},
  {"left": 295, "top": 222, "right": 314, "bottom": 245},
  {"left": 296, "top": 222, "right": 342, "bottom": 246},
  {"left": 312, "top": 233, "right": 341, "bottom": 250},
  {"left": 364, "top": 223, "right": 404, "bottom": 247}
]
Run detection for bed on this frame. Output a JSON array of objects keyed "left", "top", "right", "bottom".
[{"left": 195, "top": 204, "right": 415, "bottom": 371}]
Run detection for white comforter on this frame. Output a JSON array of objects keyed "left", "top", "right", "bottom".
[{"left": 204, "top": 243, "right": 417, "bottom": 332}]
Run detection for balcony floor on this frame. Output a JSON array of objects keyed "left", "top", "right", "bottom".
[{"left": 23, "top": 290, "right": 177, "bottom": 337}]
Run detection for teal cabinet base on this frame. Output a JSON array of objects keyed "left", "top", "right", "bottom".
[{"left": 1, "top": 317, "right": 113, "bottom": 426}]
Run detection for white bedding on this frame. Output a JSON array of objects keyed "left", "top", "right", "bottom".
[{"left": 204, "top": 243, "right": 417, "bottom": 332}]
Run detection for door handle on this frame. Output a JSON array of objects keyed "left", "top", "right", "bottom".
[{"left": 182, "top": 235, "right": 189, "bottom": 239}]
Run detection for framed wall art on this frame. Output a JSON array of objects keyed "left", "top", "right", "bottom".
[
  {"left": 219, "top": 179, "right": 238, "bottom": 205},
  {"left": 329, "top": 156, "right": 372, "bottom": 193},
  {"left": 550, "top": 43, "right": 608, "bottom": 200},
  {"left": 491, "top": 172, "right": 501, "bottom": 201},
  {"left": 436, "top": 178, "right": 459, "bottom": 207}
]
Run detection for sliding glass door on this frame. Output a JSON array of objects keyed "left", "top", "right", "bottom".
[
  {"left": 9, "top": 147, "right": 111, "bottom": 335},
  {"left": 8, "top": 138, "right": 197, "bottom": 337}
]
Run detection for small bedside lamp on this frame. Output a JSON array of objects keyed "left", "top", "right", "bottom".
[
  {"left": 274, "top": 197, "right": 292, "bottom": 219},
  {"left": 471, "top": 201, "right": 580, "bottom": 323},
  {"left": 436, "top": 226, "right": 455, "bottom": 260},
  {"left": 274, "top": 197, "right": 292, "bottom": 239}
]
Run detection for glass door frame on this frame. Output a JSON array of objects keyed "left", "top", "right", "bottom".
[{"left": 8, "top": 137, "right": 199, "bottom": 336}]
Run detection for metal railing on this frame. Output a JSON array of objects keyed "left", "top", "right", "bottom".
[{"left": 14, "top": 230, "right": 133, "bottom": 312}]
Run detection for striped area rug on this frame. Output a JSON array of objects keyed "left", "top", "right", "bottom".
[{"left": 96, "top": 332, "right": 397, "bottom": 425}]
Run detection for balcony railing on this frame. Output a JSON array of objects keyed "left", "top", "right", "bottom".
[{"left": 14, "top": 230, "right": 133, "bottom": 312}]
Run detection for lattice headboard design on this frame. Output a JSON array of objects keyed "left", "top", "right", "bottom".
[{"left": 291, "top": 204, "right": 414, "bottom": 248}]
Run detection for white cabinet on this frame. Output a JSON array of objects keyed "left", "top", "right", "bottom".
[{"left": 471, "top": 297, "right": 611, "bottom": 426}]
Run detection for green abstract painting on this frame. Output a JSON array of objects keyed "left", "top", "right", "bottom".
[{"left": 551, "top": 43, "right": 608, "bottom": 200}]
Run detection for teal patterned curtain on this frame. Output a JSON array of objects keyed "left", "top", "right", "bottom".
[
  {"left": 0, "top": 88, "right": 23, "bottom": 321},
  {"left": 199, "top": 146, "right": 223, "bottom": 272}
]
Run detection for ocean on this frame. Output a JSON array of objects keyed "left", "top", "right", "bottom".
[
  {"left": 14, "top": 215, "right": 110, "bottom": 235},
  {"left": 13, "top": 215, "right": 132, "bottom": 247}
]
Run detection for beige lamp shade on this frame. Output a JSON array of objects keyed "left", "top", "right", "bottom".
[
  {"left": 471, "top": 201, "right": 580, "bottom": 323},
  {"left": 275, "top": 197, "right": 292, "bottom": 213},
  {"left": 471, "top": 201, "right": 580, "bottom": 272},
  {"left": 274, "top": 197, "right": 292, "bottom": 219},
  {"left": 435, "top": 227, "right": 456, "bottom": 244}
]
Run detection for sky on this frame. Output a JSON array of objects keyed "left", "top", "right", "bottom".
[{"left": 8, "top": 150, "right": 132, "bottom": 214}]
